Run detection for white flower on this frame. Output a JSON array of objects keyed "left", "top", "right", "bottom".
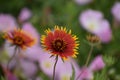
[{"left": 79, "top": 9, "right": 112, "bottom": 43}]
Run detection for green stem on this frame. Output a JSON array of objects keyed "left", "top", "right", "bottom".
[
  {"left": 52, "top": 55, "right": 58, "bottom": 80},
  {"left": 76, "top": 45, "right": 94, "bottom": 80},
  {"left": 7, "top": 46, "right": 17, "bottom": 70},
  {"left": 85, "top": 45, "right": 94, "bottom": 67}
]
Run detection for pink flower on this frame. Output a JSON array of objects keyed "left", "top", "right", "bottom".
[
  {"left": 57, "top": 63, "right": 72, "bottom": 80},
  {"left": 4, "top": 22, "right": 41, "bottom": 78},
  {"left": 38, "top": 51, "right": 80, "bottom": 80},
  {"left": 18, "top": 8, "right": 32, "bottom": 22},
  {"left": 5, "top": 71, "right": 18, "bottom": 80},
  {"left": 57, "top": 58, "right": 80, "bottom": 80},
  {"left": 0, "top": 14, "right": 17, "bottom": 32},
  {"left": 95, "top": 20, "right": 112, "bottom": 43},
  {"left": 20, "top": 22, "right": 41, "bottom": 61},
  {"left": 78, "top": 67, "right": 93, "bottom": 80},
  {"left": 20, "top": 59, "right": 37, "bottom": 78},
  {"left": 4, "top": 42, "right": 41, "bottom": 79},
  {"left": 38, "top": 52, "right": 56, "bottom": 77},
  {"left": 4, "top": 41, "right": 38, "bottom": 78},
  {"left": 77, "top": 55, "right": 105, "bottom": 80},
  {"left": 22, "top": 22, "right": 40, "bottom": 46},
  {"left": 71, "top": 59, "right": 81, "bottom": 79},
  {"left": 5, "top": 22, "right": 41, "bottom": 61},
  {"left": 111, "top": 2, "right": 120, "bottom": 21},
  {"left": 35, "top": 77, "right": 43, "bottom": 80},
  {"left": 0, "top": 65, "right": 18, "bottom": 80},
  {"left": 22, "top": 46, "right": 42, "bottom": 61},
  {"left": 89, "top": 55, "right": 105, "bottom": 71},
  {"left": 75, "top": 0, "right": 92, "bottom": 5},
  {"left": 79, "top": 9, "right": 112, "bottom": 43},
  {"left": 80, "top": 9, "right": 103, "bottom": 34}
]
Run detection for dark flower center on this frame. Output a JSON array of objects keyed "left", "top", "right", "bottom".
[
  {"left": 14, "top": 36, "right": 24, "bottom": 45},
  {"left": 52, "top": 39, "right": 67, "bottom": 52}
]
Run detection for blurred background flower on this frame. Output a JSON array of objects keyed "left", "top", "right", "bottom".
[
  {"left": 111, "top": 2, "right": 120, "bottom": 22},
  {"left": 39, "top": 51, "right": 80, "bottom": 80},
  {"left": 79, "top": 9, "right": 112, "bottom": 43},
  {"left": 18, "top": 8, "right": 32, "bottom": 23},
  {"left": 0, "top": 14, "right": 17, "bottom": 32},
  {"left": 75, "top": 0, "right": 93, "bottom": 5},
  {"left": 0, "top": 0, "right": 120, "bottom": 80},
  {"left": 78, "top": 67, "right": 93, "bottom": 80},
  {"left": 89, "top": 55, "right": 105, "bottom": 71}
]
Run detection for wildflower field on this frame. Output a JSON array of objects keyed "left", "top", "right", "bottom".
[{"left": 0, "top": 0, "right": 120, "bottom": 80}]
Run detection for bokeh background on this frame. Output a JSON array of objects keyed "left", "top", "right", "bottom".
[{"left": 0, "top": 0, "right": 120, "bottom": 80}]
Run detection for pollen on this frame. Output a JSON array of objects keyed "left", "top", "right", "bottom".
[{"left": 51, "top": 39, "right": 67, "bottom": 52}]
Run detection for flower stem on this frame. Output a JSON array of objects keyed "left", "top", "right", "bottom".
[
  {"left": 7, "top": 46, "right": 18, "bottom": 70},
  {"left": 52, "top": 55, "right": 58, "bottom": 80},
  {"left": 85, "top": 45, "right": 93, "bottom": 67},
  {"left": 76, "top": 45, "right": 94, "bottom": 80}
]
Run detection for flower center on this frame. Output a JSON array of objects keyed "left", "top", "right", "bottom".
[
  {"left": 14, "top": 36, "right": 24, "bottom": 45},
  {"left": 52, "top": 39, "right": 67, "bottom": 52}
]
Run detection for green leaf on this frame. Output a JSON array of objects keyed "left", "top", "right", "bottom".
[
  {"left": 94, "top": 68, "right": 108, "bottom": 80},
  {"left": 103, "top": 55, "right": 115, "bottom": 67},
  {"left": 0, "top": 76, "right": 5, "bottom": 80}
]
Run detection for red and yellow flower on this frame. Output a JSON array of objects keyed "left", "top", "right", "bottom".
[
  {"left": 4, "top": 28, "right": 36, "bottom": 49},
  {"left": 41, "top": 26, "right": 79, "bottom": 59}
]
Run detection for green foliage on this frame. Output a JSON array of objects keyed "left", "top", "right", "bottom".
[
  {"left": 94, "top": 69, "right": 108, "bottom": 80},
  {"left": 103, "top": 55, "right": 115, "bottom": 67},
  {"left": 0, "top": 76, "right": 5, "bottom": 80},
  {"left": 94, "top": 55, "right": 116, "bottom": 80},
  {"left": 0, "top": 0, "right": 120, "bottom": 80}
]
